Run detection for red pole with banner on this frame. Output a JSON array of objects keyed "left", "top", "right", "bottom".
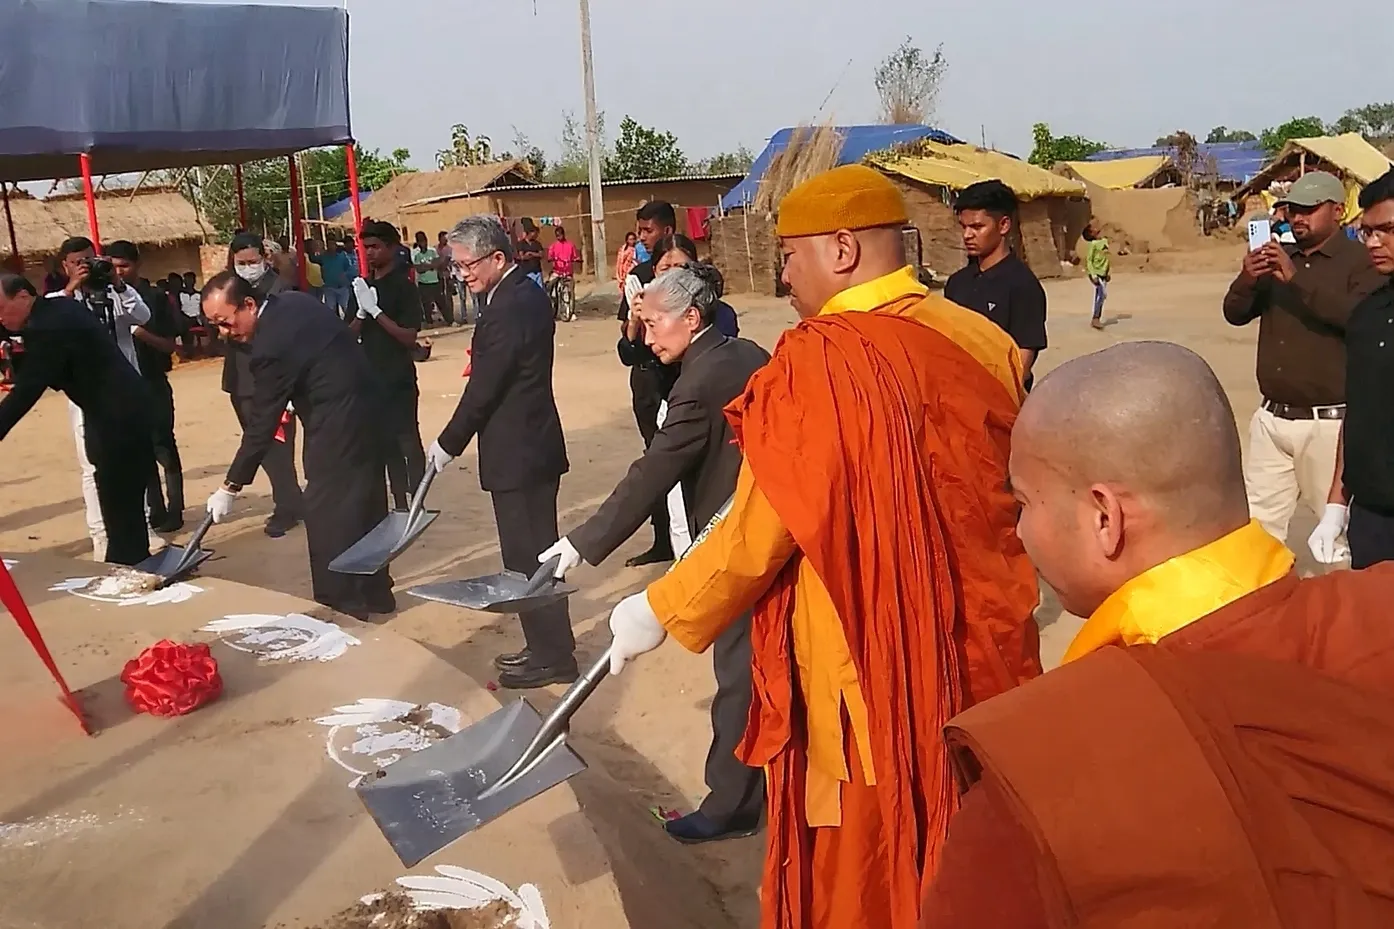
[
  {"left": 78, "top": 153, "right": 102, "bottom": 252},
  {"left": 287, "top": 154, "right": 308, "bottom": 291},
  {"left": 234, "top": 163, "right": 248, "bottom": 229},
  {"left": 0, "top": 561, "right": 89, "bottom": 734},
  {"left": 344, "top": 143, "right": 369, "bottom": 275}
]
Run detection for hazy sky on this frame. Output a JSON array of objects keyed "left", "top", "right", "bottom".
[{"left": 177, "top": 0, "right": 1384, "bottom": 168}]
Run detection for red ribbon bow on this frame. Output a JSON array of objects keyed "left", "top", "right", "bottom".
[{"left": 120, "top": 640, "right": 223, "bottom": 718}]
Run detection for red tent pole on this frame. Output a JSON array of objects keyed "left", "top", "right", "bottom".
[
  {"left": 234, "top": 163, "right": 248, "bottom": 229},
  {"left": 2, "top": 182, "right": 18, "bottom": 261},
  {"left": 78, "top": 154, "right": 102, "bottom": 252},
  {"left": 344, "top": 143, "right": 369, "bottom": 274},
  {"left": 287, "top": 154, "right": 308, "bottom": 290}
]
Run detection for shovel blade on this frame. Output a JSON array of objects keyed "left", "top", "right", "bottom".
[
  {"left": 356, "top": 699, "right": 586, "bottom": 866},
  {"left": 406, "top": 572, "right": 577, "bottom": 613},
  {"left": 133, "top": 545, "right": 214, "bottom": 586},
  {"left": 329, "top": 509, "right": 440, "bottom": 575}
]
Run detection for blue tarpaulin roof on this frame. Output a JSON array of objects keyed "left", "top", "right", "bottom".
[
  {"left": 322, "top": 192, "right": 369, "bottom": 221},
  {"left": 720, "top": 124, "right": 960, "bottom": 211},
  {"left": 1086, "top": 141, "right": 1267, "bottom": 185}
]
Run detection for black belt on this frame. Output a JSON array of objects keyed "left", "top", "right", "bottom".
[{"left": 1262, "top": 399, "right": 1345, "bottom": 421}]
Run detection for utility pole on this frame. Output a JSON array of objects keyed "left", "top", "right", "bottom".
[{"left": 578, "top": 0, "right": 606, "bottom": 277}]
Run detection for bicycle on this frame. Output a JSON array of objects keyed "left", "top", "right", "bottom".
[{"left": 547, "top": 274, "right": 576, "bottom": 323}]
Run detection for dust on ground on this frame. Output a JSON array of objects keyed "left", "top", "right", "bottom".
[{"left": 313, "top": 893, "right": 516, "bottom": 929}]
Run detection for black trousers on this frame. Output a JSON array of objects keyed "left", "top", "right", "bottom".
[
  {"left": 306, "top": 454, "right": 394, "bottom": 611},
  {"left": 383, "top": 385, "right": 426, "bottom": 511},
  {"left": 144, "top": 375, "right": 185, "bottom": 518},
  {"left": 418, "top": 281, "right": 453, "bottom": 325},
  {"left": 491, "top": 479, "right": 575, "bottom": 667},
  {"left": 90, "top": 430, "right": 155, "bottom": 566},
  {"left": 232, "top": 395, "right": 304, "bottom": 521},
  {"left": 629, "top": 365, "right": 671, "bottom": 551},
  {"left": 699, "top": 613, "right": 766, "bottom": 826},
  {"left": 1349, "top": 503, "right": 1394, "bottom": 570}
]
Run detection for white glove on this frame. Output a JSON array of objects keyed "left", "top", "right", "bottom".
[
  {"left": 426, "top": 440, "right": 455, "bottom": 474},
  {"left": 1307, "top": 503, "right": 1350, "bottom": 564},
  {"left": 538, "top": 536, "right": 583, "bottom": 579},
  {"left": 608, "top": 591, "right": 667, "bottom": 675},
  {"left": 352, "top": 277, "right": 381, "bottom": 319},
  {"left": 206, "top": 486, "right": 239, "bottom": 524}
]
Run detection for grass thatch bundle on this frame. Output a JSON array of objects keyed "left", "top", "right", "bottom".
[{"left": 753, "top": 124, "right": 846, "bottom": 215}]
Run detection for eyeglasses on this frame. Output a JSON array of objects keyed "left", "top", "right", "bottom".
[
  {"left": 1357, "top": 223, "right": 1394, "bottom": 245},
  {"left": 452, "top": 251, "right": 501, "bottom": 277}
]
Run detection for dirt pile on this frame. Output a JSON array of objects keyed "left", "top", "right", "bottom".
[{"left": 312, "top": 893, "right": 519, "bottom": 929}]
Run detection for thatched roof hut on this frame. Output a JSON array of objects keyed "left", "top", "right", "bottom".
[
  {"left": 359, "top": 161, "right": 535, "bottom": 226},
  {"left": 2, "top": 187, "right": 206, "bottom": 257}
]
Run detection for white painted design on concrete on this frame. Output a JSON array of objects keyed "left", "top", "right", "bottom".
[
  {"left": 2, "top": 558, "right": 17, "bottom": 570},
  {"left": 199, "top": 613, "right": 360, "bottom": 663},
  {"left": 315, "top": 699, "right": 464, "bottom": 785},
  {"left": 361, "top": 865, "right": 549, "bottom": 929},
  {"left": 49, "top": 575, "right": 203, "bottom": 606},
  {"left": 0, "top": 809, "right": 144, "bottom": 850}
]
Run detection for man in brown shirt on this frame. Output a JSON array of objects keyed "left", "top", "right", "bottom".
[{"left": 1222, "top": 171, "right": 1383, "bottom": 545}]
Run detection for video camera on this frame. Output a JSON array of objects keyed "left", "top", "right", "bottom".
[{"left": 80, "top": 256, "right": 116, "bottom": 292}]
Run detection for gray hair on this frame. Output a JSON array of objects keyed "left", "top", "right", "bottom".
[
  {"left": 447, "top": 215, "right": 513, "bottom": 263},
  {"left": 643, "top": 265, "right": 721, "bottom": 325}
]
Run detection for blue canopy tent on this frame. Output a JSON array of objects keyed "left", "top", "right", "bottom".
[
  {"left": 1085, "top": 141, "right": 1266, "bottom": 186},
  {"left": 720, "top": 124, "right": 961, "bottom": 211},
  {"left": 0, "top": 0, "right": 359, "bottom": 278}
]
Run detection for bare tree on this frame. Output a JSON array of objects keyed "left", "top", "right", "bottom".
[{"left": 874, "top": 38, "right": 947, "bottom": 125}]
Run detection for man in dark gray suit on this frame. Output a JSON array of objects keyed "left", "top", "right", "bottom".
[
  {"left": 427, "top": 216, "right": 574, "bottom": 689},
  {"left": 540, "top": 263, "right": 769, "bottom": 844}
]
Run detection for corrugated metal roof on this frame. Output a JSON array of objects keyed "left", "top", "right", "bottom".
[
  {"left": 1086, "top": 141, "right": 1266, "bottom": 184},
  {"left": 870, "top": 142, "right": 1086, "bottom": 200},
  {"left": 403, "top": 172, "right": 745, "bottom": 208},
  {"left": 1061, "top": 155, "right": 1172, "bottom": 189},
  {"left": 720, "top": 125, "right": 960, "bottom": 210}
]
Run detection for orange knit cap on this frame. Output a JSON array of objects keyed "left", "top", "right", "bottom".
[{"left": 775, "top": 164, "right": 909, "bottom": 239}]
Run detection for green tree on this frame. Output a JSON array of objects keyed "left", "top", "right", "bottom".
[
  {"left": 1259, "top": 116, "right": 1325, "bottom": 154},
  {"left": 873, "top": 38, "right": 948, "bottom": 125},
  {"left": 1028, "top": 122, "right": 1106, "bottom": 167},
  {"left": 496, "top": 128, "right": 548, "bottom": 179},
  {"left": 1329, "top": 102, "right": 1394, "bottom": 139},
  {"left": 436, "top": 124, "right": 494, "bottom": 168},
  {"left": 602, "top": 116, "right": 688, "bottom": 181},
  {"left": 544, "top": 110, "right": 607, "bottom": 183},
  {"left": 1205, "top": 126, "right": 1257, "bottom": 144},
  {"left": 698, "top": 145, "right": 756, "bottom": 175}
]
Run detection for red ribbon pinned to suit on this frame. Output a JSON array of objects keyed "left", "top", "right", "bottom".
[
  {"left": 121, "top": 640, "right": 222, "bottom": 718},
  {"left": 0, "top": 560, "right": 88, "bottom": 733},
  {"left": 273, "top": 407, "right": 292, "bottom": 444}
]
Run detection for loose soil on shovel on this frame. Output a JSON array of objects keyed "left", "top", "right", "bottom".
[{"left": 315, "top": 892, "right": 518, "bottom": 929}]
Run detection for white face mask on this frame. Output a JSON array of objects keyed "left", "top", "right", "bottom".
[{"left": 235, "top": 262, "right": 267, "bottom": 285}]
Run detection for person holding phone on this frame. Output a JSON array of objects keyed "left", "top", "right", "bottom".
[{"left": 1221, "top": 171, "right": 1383, "bottom": 548}]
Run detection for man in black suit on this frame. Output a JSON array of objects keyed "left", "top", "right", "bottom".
[
  {"left": 429, "top": 216, "right": 574, "bottom": 689},
  {"left": 615, "top": 200, "right": 679, "bottom": 566},
  {"left": 201, "top": 271, "right": 393, "bottom": 620},
  {"left": 0, "top": 274, "right": 155, "bottom": 565},
  {"left": 540, "top": 263, "right": 770, "bottom": 844}
]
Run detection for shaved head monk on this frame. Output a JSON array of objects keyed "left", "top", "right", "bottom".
[
  {"left": 922, "top": 342, "right": 1394, "bottom": 929},
  {"left": 604, "top": 164, "right": 1043, "bottom": 929}
]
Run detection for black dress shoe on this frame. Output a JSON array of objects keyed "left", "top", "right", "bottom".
[
  {"left": 365, "top": 592, "right": 398, "bottom": 615},
  {"left": 664, "top": 811, "right": 762, "bottom": 845},
  {"left": 625, "top": 543, "right": 674, "bottom": 567},
  {"left": 264, "top": 515, "right": 301, "bottom": 538},
  {"left": 148, "top": 509, "right": 169, "bottom": 530},
  {"left": 496, "top": 661, "right": 580, "bottom": 690},
  {"left": 493, "top": 649, "right": 532, "bottom": 672},
  {"left": 325, "top": 602, "right": 370, "bottom": 622},
  {"left": 155, "top": 514, "right": 185, "bottom": 533}
]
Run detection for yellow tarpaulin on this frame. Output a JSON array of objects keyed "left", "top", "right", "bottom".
[
  {"left": 1060, "top": 155, "right": 1171, "bottom": 190},
  {"left": 1292, "top": 133, "right": 1392, "bottom": 186},
  {"left": 867, "top": 142, "right": 1087, "bottom": 201}
]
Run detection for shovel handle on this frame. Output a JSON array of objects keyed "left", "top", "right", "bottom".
[
  {"left": 404, "top": 467, "right": 437, "bottom": 529},
  {"left": 483, "top": 646, "right": 612, "bottom": 798},
  {"left": 185, "top": 511, "right": 215, "bottom": 552}
]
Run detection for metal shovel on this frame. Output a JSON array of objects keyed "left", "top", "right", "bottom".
[
  {"left": 133, "top": 512, "right": 215, "bottom": 588},
  {"left": 356, "top": 646, "right": 612, "bottom": 866},
  {"left": 329, "top": 469, "right": 440, "bottom": 575},
  {"left": 405, "top": 554, "right": 577, "bottom": 614}
]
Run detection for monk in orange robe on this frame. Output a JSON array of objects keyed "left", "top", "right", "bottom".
[
  {"left": 922, "top": 341, "right": 1394, "bottom": 928},
  {"left": 604, "top": 164, "right": 1042, "bottom": 929}
]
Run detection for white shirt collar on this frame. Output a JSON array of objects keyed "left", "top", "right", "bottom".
[{"left": 487, "top": 263, "right": 518, "bottom": 306}]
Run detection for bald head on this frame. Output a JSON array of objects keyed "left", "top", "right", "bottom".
[{"left": 1010, "top": 342, "right": 1250, "bottom": 617}]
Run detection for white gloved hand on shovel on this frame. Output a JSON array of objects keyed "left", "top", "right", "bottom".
[
  {"left": 1307, "top": 503, "right": 1350, "bottom": 564},
  {"left": 426, "top": 440, "right": 455, "bottom": 474},
  {"left": 352, "top": 277, "right": 381, "bottom": 319},
  {"left": 538, "top": 537, "right": 583, "bottom": 579},
  {"left": 206, "top": 485, "right": 239, "bottom": 524},
  {"left": 608, "top": 591, "right": 666, "bottom": 675}
]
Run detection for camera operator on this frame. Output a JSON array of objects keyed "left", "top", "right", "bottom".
[{"left": 47, "top": 236, "right": 154, "bottom": 561}]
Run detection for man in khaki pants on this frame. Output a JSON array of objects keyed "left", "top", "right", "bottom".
[{"left": 1223, "top": 172, "right": 1383, "bottom": 544}]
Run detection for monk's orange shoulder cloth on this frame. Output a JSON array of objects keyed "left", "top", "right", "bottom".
[{"left": 726, "top": 310, "right": 1041, "bottom": 929}]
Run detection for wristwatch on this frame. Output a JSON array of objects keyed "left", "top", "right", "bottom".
[{"left": 222, "top": 481, "right": 244, "bottom": 493}]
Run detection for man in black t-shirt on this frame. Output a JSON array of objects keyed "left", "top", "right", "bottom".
[
  {"left": 943, "top": 180, "right": 1048, "bottom": 388},
  {"left": 350, "top": 221, "right": 426, "bottom": 511},
  {"left": 109, "top": 240, "right": 186, "bottom": 532},
  {"left": 515, "top": 219, "right": 546, "bottom": 288}
]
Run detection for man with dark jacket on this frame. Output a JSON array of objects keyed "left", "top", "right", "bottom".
[
  {"left": 201, "top": 273, "right": 393, "bottom": 620},
  {"left": 616, "top": 200, "right": 679, "bottom": 565},
  {"left": 108, "top": 240, "right": 186, "bottom": 532},
  {"left": 223, "top": 232, "right": 304, "bottom": 537},
  {"left": 0, "top": 275, "right": 155, "bottom": 565},
  {"left": 540, "top": 263, "right": 769, "bottom": 843},
  {"left": 429, "top": 216, "right": 573, "bottom": 688}
]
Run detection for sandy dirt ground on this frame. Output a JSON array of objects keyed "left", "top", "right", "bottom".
[{"left": 0, "top": 260, "right": 1330, "bottom": 927}]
